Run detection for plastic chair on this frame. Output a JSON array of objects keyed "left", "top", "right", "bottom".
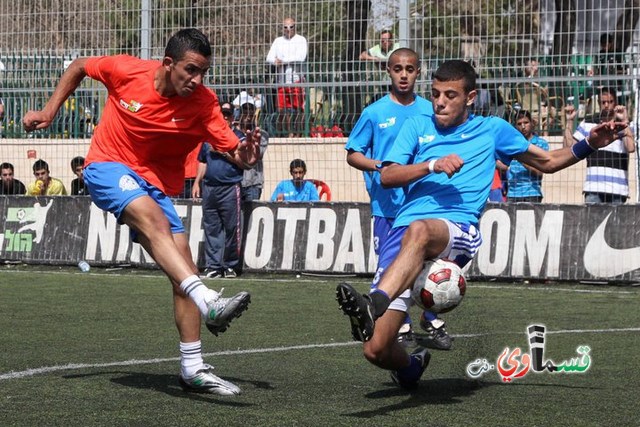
[{"left": 309, "top": 179, "right": 331, "bottom": 201}]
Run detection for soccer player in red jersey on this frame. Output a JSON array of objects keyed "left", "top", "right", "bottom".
[{"left": 22, "top": 28, "right": 259, "bottom": 396}]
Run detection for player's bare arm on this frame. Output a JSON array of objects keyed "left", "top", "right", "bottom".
[
  {"left": 380, "top": 153, "right": 464, "bottom": 188},
  {"left": 23, "top": 58, "right": 89, "bottom": 132},
  {"left": 347, "top": 150, "right": 380, "bottom": 172},
  {"left": 517, "top": 120, "right": 628, "bottom": 173}
]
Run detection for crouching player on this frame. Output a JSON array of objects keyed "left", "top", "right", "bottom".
[{"left": 336, "top": 59, "right": 627, "bottom": 389}]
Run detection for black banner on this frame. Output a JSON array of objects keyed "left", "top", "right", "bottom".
[{"left": 0, "top": 197, "right": 638, "bottom": 283}]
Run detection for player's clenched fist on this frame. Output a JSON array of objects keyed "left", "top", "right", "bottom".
[{"left": 431, "top": 154, "right": 464, "bottom": 178}]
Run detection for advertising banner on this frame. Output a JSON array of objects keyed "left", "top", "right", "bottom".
[{"left": 0, "top": 197, "right": 638, "bottom": 283}]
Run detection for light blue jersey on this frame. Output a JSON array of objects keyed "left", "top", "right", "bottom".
[
  {"left": 345, "top": 94, "right": 433, "bottom": 218},
  {"left": 507, "top": 134, "right": 549, "bottom": 198},
  {"left": 270, "top": 180, "right": 319, "bottom": 202},
  {"left": 385, "top": 114, "right": 530, "bottom": 227}
]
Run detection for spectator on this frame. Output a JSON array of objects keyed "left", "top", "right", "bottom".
[
  {"left": 70, "top": 156, "right": 87, "bottom": 195},
  {"left": 488, "top": 166, "right": 507, "bottom": 202},
  {"left": 507, "top": 110, "right": 549, "bottom": 202},
  {"left": 192, "top": 101, "right": 248, "bottom": 279},
  {"left": 181, "top": 144, "right": 201, "bottom": 199},
  {"left": 596, "top": 33, "right": 625, "bottom": 96},
  {"left": 359, "top": 30, "right": 400, "bottom": 63},
  {"left": 516, "top": 58, "right": 556, "bottom": 136},
  {"left": 523, "top": 58, "right": 540, "bottom": 78},
  {"left": 25, "top": 159, "right": 67, "bottom": 195},
  {"left": 239, "top": 102, "right": 268, "bottom": 202},
  {"left": 271, "top": 159, "right": 319, "bottom": 202},
  {"left": 563, "top": 87, "right": 634, "bottom": 204},
  {"left": 232, "top": 88, "right": 262, "bottom": 112},
  {"left": 0, "top": 162, "right": 26, "bottom": 195},
  {"left": 266, "top": 17, "right": 307, "bottom": 137},
  {"left": 0, "top": 93, "right": 5, "bottom": 122}
]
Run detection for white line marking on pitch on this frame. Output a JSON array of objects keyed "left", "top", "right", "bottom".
[
  {"left": 2, "top": 328, "right": 640, "bottom": 381},
  {"left": 1, "top": 270, "right": 638, "bottom": 293}
]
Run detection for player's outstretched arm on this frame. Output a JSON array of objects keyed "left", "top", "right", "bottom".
[
  {"left": 23, "top": 58, "right": 89, "bottom": 132},
  {"left": 380, "top": 154, "right": 464, "bottom": 188},
  {"left": 516, "top": 120, "right": 628, "bottom": 173}
]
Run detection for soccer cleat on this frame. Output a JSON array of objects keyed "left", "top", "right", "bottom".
[
  {"left": 179, "top": 364, "right": 241, "bottom": 395},
  {"left": 204, "top": 289, "right": 250, "bottom": 336},
  {"left": 390, "top": 347, "right": 431, "bottom": 389},
  {"left": 202, "top": 268, "right": 224, "bottom": 279},
  {"left": 336, "top": 282, "right": 375, "bottom": 342},
  {"left": 397, "top": 322, "right": 414, "bottom": 347},
  {"left": 417, "top": 317, "right": 452, "bottom": 350},
  {"left": 224, "top": 268, "right": 237, "bottom": 278}
]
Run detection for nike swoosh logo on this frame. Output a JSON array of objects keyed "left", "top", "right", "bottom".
[
  {"left": 583, "top": 212, "right": 640, "bottom": 277},
  {"left": 171, "top": 118, "right": 186, "bottom": 122},
  {"left": 461, "top": 133, "right": 471, "bottom": 139}
]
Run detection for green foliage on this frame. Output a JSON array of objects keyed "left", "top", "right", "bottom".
[{"left": 102, "top": 0, "right": 140, "bottom": 54}]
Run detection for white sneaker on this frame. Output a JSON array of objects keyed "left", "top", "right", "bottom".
[
  {"left": 204, "top": 288, "right": 251, "bottom": 336},
  {"left": 179, "top": 364, "right": 241, "bottom": 395}
]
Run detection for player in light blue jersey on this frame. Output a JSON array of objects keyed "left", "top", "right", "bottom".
[
  {"left": 507, "top": 110, "right": 549, "bottom": 202},
  {"left": 336, "top": 59, "right": 626, "bottom": 389},
  {"left": 345, "top": 48, "right": 435, "bottom": 347}
]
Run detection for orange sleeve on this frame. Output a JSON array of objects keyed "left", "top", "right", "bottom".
[{"left": 202, "top": 92, "right": 239, "bottom": 153}]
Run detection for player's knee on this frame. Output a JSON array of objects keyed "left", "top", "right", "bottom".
[
  {"left": 362, "top": 341, "right": 392, "bottom": 366},
  {"left": 403, "top": 221, "right": 433, "bottom": 249}
]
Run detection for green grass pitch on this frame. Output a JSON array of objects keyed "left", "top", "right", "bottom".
[{"left": 1, "top": 266, "right": 639, "bottom": 426}]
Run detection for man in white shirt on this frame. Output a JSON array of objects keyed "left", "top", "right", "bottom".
[{"left": 266, "top": 17, "right": 308, "bottom": 137}]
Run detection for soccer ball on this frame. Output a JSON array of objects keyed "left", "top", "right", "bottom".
[{"left": 411, "top": 258, "right": 467, "bottom": 313}]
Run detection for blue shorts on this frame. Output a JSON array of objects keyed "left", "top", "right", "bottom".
[
  {"left": 83, "top": 162, "right": 185, "bottom": 238},
  {"left": 372, "top": 219, "right": 482, "bottom": 312},
  {"left": 372, "top": 216, "right": 394, "bottom": 256}
]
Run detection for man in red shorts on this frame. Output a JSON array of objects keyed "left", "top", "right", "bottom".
[
  {"left": 266, "top": 16, "right": 308, "bottom": 137},
  {"left": 22, "top": 28, "right": 260, "bottom": 396}
]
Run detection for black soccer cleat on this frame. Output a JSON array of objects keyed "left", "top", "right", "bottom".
[
  {"left": 416, "top": 317, "right": 453, "bottom": 350},
  {"left": 336, "top": 282, "right": 375, "bottom": 342}
]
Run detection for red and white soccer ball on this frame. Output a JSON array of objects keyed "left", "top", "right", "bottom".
[{"left": 411, "top": 258, "right": 467, "bottom": 313}]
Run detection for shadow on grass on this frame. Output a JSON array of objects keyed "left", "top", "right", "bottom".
[
  {"left": 345, "top": 376, "right": 602, "bottom": 418},
  {"left": 63, "top": 371, "right": 273, "bottom": 405},
  {"left": 344, "top": 378, "right": 487, "bottom": 418}
]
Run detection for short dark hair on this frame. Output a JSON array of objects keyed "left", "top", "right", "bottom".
[
  {"left": 0, "top": 162, "right": 14, "bottom": 172},
  {"left": 290, "top": 159, "right": 307, "bottom": 172},
  {"left": 71, "top": 156, "right": 85, "bottom": 170},
  {"left": 388, "top": 48, "right": 420, "bottom": 67},
  {"left": 600, "top": 33, "right": 614, "bottom": 45},
  {"left": 381, "top": 30, "right": 393, "bottom": 38},
  {"left": 599, "top": 87, "right": 617, "bottom": 99},
  {"left": 32, "top": 159, "right": 49, "bottom": 173},
  {"left": 514, "top": 110, "right": 533, "bottom": 122},
  {"left": 165, "top": 28, "right": 212, "bottom": 62},
  {"left": 433, "top": 60, "right": 477, "bottom": 93}
]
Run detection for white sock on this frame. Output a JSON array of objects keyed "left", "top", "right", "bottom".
[
  {"left": 180, "top": 341, "right": 204, "bottom": 378},
  {"left": 179, "top": 275, "right": 219, "bottom": 316}
]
